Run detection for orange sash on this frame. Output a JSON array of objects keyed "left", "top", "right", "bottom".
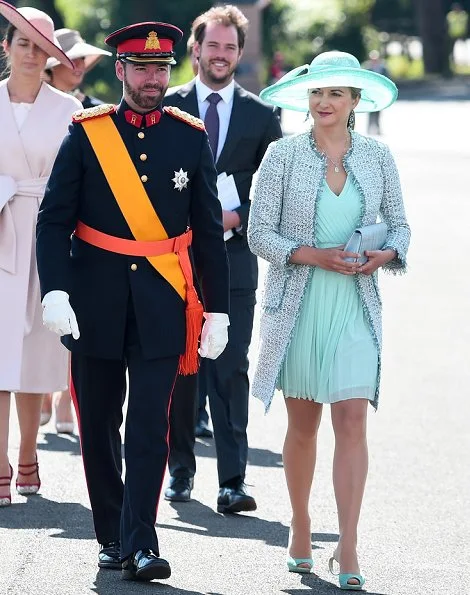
[{"left": 80, "top": 116, "right": 202, "bottom": 374}]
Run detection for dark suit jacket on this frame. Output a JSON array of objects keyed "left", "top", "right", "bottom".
[
  {"left": 164, "top": 81, "right": 282, "bottom": 291},
  {"left": 36, "top": 100, "right": 229, "bottom": 361}
]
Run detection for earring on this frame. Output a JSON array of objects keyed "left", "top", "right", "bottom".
[
  {"left": 347, "top": 110, "right": 355, "bottom": 130},
  {"left": 304, "top": 110, "right": 311, "bottom": 122}
]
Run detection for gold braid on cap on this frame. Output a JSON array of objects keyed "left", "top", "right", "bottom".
[{"left": 164, "top": 106, "right": 205, "bottom": 131}]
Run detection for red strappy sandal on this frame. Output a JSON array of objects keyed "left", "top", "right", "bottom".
[
  {"left": 16, "top": 457, "right": 41, "bottom": 495},
  {"left": 0, "top": 464, "right": 13, "bottom": 506}
]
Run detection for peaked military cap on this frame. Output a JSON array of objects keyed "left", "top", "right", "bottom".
[{"left": 105, "top": 22, "right": 183, "bottom": 65}]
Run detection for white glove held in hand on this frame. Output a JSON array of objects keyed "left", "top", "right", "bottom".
[
  {"left": 198, "top": 312, "right": 229, "bottom": 360},
  {"left": 42, "top": 290, "right": 80, "bottom": 340}
]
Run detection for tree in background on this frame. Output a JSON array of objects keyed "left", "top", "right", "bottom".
[
  {"left": 2, "top": 0, "right": 466, "bottom": 87},
  {"left": 414, "top": 0, "right": 451, "bottom": 75},
  {"left": 262, "top": 0, "right": 374, "bottom": 78},
  {"left": 9, "top": 0, "right": 212, "bottom": 99}
]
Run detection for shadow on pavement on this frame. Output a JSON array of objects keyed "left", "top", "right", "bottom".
[
  {"left": 395, "top": 75, "right": 470, "bottom": 102},
  {"left": 284, "top": 576, "right": 389, "bottom": 595},
  {"left": 92, "top": 570, "right": 205, "bottom": 595},
  {"left": 38, "top": 431, "right": 81, "bottom": 455},
  {"left": 0, "top": 496, "right": 94, "bottom": 540},
  {"left": 160, "top": 499, "right": 338, "bottom": 551},
  {"left": 38, "top": 433, "right": 127, "bottom": 461},
  {"left": 248, "top": 447, "right": 283, "bottom": 468},
  {"left": 194, "top": 439, "right": 283, "bottom": 469}
]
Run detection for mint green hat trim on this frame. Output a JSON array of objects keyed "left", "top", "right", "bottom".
[{"left": 260, "top": 52, "right": 398, "bottom": 113}]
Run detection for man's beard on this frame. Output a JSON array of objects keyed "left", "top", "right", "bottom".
[
  {"left": 200, "top": 58, "right": 236, "bottom": 87},
  {"left": 123, "top": 76, "right": 166, "bottom": 111}
]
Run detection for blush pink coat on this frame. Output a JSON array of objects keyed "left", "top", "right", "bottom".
[{"left": 0, "top": 81, "right": 81, "bottom": 393}]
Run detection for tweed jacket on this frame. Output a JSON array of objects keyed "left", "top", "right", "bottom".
[{"left": 247, "top": 129, "right": 410, "bottom": 412}]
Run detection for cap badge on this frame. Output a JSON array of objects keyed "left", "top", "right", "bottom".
[
  {"left": 145, "top": 31, "right": 161, "bottom": 50},
  {"left": 172, "top": 168, "right": 189, "bottom": 192}
]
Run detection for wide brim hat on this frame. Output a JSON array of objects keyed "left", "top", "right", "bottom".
[
  {"left": 45, "top": 28, "right": 111, "bottom": 71},
  {"left": 105, "top": 22, "right": 183, "bottom": 65},
  {"left": 260, "top": 51, "right": 398, "bottom": 113},
  {"left": 0, "top": 1, "right": 73, "bottom": 69}
]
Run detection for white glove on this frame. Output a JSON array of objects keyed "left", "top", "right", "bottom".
[
  {"left": 42, "top": 290, "right": 80, "bottom": 340},
  {"left": 198, "top": 312, "right": 229, "bottom": 360}
]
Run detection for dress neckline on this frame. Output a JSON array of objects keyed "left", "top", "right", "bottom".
[{"left": 324, "top": 174, "right": 350, "bottom": 198}]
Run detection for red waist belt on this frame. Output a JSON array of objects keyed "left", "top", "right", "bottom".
[
  {"left": 74, "top": 220, "right": 193, "bottom": 257},
  {"left": 74, "top": 220, "right": 202, "bottom": 376}
]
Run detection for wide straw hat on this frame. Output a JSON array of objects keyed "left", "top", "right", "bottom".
[
  {"left": 260, "top": 51, "right": 398, "bottom": 113},
  {"left": 45, "top": 28, "right": 111, "bottom": 71},
  {"left": 0, "top": 1, "right": 73, "bottom": 69}
]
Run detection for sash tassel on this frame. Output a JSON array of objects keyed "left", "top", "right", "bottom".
[{"left": 175, "top": 243, "right": 203, "bottom": 375}]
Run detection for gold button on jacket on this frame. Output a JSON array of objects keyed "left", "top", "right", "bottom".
[
  {"left": 138, "top": 132, "right": 145, "bottom": 139},
  {"left": 140, "top": 153, "right": 147, "bottom": 161},
  {"left": 140, "top": 175, "right": 148, "bottom": 183},
  {"left": 130, "top": 263, "right": 138, "bottom": 271}
]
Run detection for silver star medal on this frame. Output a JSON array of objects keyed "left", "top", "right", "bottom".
[{"left": 172, "top": 168, "right": 189, "bottom": 192}]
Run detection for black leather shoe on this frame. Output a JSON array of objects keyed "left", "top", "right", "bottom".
[
  {"left": 98, "top": 541, "right": 121, "bottom": 570},
  {"left": 164, "top": 477, "right": 193, "bottom": 502},
  {"left": 217, "top": 482, "right": 257, "bottom": 514},
  {"left": 122, "top": 549, "right": 171, "bottom": 581},
  {"left": 195, "top": 419, "right": 213, "bottom": 438}
]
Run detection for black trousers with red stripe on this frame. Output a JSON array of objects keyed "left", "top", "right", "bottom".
[{"left": 70, "top": 304, "right": 179, "bottom": 560}]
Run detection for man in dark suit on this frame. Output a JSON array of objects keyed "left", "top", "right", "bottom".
[
  {"left": 36, "top": 21, "right": 229, "bottom": 582},
  {"left": 163, "top": 5, "right": 282, "bottom": 512}
]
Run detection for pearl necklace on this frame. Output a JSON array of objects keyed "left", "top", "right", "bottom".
[{"left": 314, "top": 135, "right": 350, "bottom": 173}]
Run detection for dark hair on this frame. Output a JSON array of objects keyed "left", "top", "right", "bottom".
[
  {"left": 4, "top": 23, "right": 16, "bottom": 45},
  {"left": 0, "top": 24, "right": 16, "bottom": 78},
  {"left": 191, "top": 5, "right": 249, "bottom": 50},
  {"left": 350, "top": 87, "right": 361, "bottom": 100}
]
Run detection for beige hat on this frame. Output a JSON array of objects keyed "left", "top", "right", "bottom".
[
  {"left": 0, "top": 1, "right": 73, "bottom": 69},
  {"left": 45, "top": 28, "right": 112, "bottom": 71}
]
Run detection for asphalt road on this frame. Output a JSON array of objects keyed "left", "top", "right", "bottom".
[{"left": 1, "top": 96, "right": 469, "bottom": 595}]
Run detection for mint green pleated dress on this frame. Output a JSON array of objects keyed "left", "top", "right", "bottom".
[{"left": 277, "top": 176, "right": 378, "bottom": 404}]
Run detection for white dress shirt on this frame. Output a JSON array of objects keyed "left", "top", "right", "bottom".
[{"left": 195, "top": 76, "right": 235, "bottom": 162}]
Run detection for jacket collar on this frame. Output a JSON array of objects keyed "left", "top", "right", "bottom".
[{"left": 117, "top": 99, "right": 162, "bottom": 128}]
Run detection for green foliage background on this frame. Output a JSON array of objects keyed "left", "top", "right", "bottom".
[{"left": 4, "top": 0, "right": 464, "bottom": 93}]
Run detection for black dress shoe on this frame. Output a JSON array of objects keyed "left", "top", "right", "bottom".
[
  {"left": 122, "top": 549, "right": 171, "bottom": 581},
  {"left": 195, "top": 419, "right": 213, "bottom": 438},
  {"left": 164, "top": 477, "right": 193, "bottom": 502},
  {"left": 98, "top": 541, "right": 121, "bottom": 570},
  {"left": 217, "top": 482, "right": 257, "bottom": 514}
]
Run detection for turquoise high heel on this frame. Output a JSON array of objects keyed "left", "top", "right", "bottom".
[
  {"left": 338, "top": 573, "right": 365, "bottom": 590},
  {"left": 328, "top": 556, "right": 365, "bottom": 590},
  {"left": 287, "top": 555, "right": 313, "bottom": 574}
]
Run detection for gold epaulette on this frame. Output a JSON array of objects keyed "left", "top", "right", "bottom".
[
  {"left": 164, "top": 106, "right": 205, "bottom": 131},
  {"left": 72, "top": 104, "right": 116, "bottom": 123}
]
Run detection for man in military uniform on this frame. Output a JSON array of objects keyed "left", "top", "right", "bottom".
[{"left": 36, "top": 21, "right": 229, "bottom": 582}]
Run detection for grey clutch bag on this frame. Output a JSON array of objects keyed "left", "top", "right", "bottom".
[{"left": 343, "top": 222, "right": 388, "bottom": 264}]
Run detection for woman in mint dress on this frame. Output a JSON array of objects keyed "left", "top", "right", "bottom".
[
  {"left": 278, "top": 175, "right": 378, "bottom": 405},
  {"left": 248, "top": 52, "right": 410, "bottom": 590}
]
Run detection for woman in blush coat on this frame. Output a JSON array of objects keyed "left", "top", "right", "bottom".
[
  {"left": 0, "top": 1, "right": 81, "bottom": 507},
  {"left": 248, "top": 52, "right": 410, "bottom": 590}
]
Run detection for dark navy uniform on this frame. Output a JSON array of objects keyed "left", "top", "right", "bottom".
[
  {"left": 164, "top": 80, "right": 282, "bottom": 503},
  {"left": 36, "top": 21, "right": 229, "bottom": 575}
]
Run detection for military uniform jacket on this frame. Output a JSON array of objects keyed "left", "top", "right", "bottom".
[
  {"left": 164, "top": 81, "right": 283, "bottom": 292},
  {"left": 36, "top": 100, "right": 229, "bottom": 360}
]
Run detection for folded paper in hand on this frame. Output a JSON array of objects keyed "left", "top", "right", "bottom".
[
  {"left": 343, "top": 222, "right": 387, "bottom": 264},
  {"left": 217, "top": 173, "right": 241, "bottom": 241}
]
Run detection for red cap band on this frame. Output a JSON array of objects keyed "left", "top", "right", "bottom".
[{"left": 117, "top": 37, "right": 173, "bottom": 55}]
